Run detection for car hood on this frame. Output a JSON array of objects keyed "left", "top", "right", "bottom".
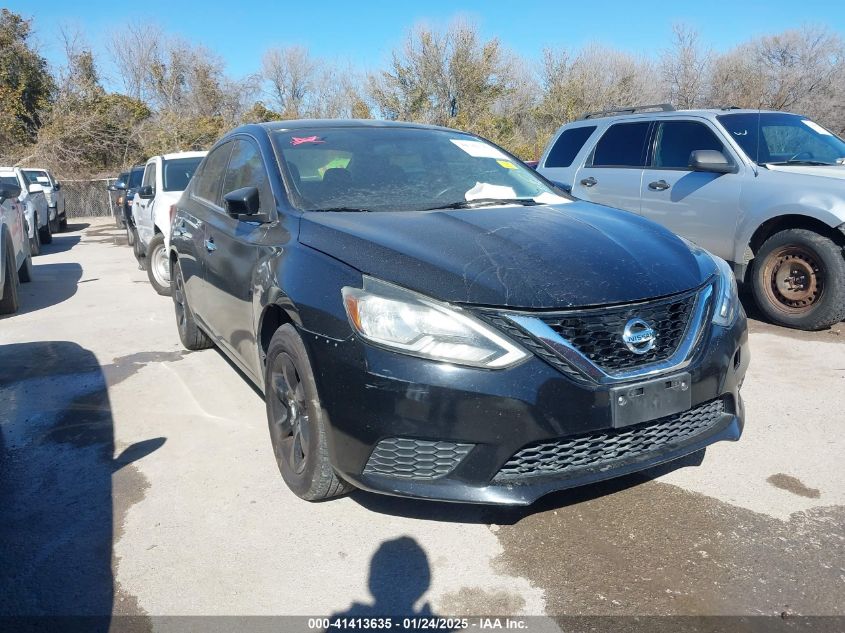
[
  {"left": 764, "top": 164, "right": 845, "bottom": 181},
  {"left": 299, "top": 201, "right": 715, "bottom": 309}
]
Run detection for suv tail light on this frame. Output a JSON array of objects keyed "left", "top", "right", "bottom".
[{"left": 169, "top": 204, "right": 177, "bottom": 225}]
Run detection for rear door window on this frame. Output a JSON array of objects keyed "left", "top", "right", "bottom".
[
  {"left": 590, "top": 122, "right": 652, "bottom": 167},
  {"left": 193, "top": 143, "right": 233, "bottom": 207},
  {"left": 545, "top": 126, "right": 596, "bottom": 168},
  {"left": 652, "top": 121, "right": 726, "bottom": 169}
]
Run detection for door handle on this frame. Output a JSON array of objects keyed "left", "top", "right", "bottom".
[
  {"left": 580, "top": 176, "right": 597, "bottom": 187},
  {"left": 204, "top": 238, "right": 216, "bottom": 252},
  {"left": 648, "top": 179, "right": 671, "bottom": 191}
]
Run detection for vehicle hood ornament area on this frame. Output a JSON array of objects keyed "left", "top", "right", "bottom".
[{"left": 622, "top": 318, "right": 656, "bottom": 354}]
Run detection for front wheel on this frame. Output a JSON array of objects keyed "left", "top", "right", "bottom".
[
  {"left": 146, "top": 233, "right": 170, "bottom": 295},
  {"left": 751, "top": 228, "right": 845, "bottom": 330},
  {"left": 18, "top": 250, "right": 33, "bottom": 283},
  {"left": 265, "top": 324, "right": 352, "bottom": 501},
  {"left": 29, "top": 227, "right": 40, "bottom": 257}
]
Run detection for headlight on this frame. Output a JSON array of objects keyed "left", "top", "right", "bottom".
[
  {"left": 342, "top": 277, "right": 528, "bottom": 368},
  {"left": 712, "top": 255, "right": 739, "bottom": 326}
]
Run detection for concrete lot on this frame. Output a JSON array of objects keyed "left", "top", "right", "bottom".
[{"left": 1, "top": 219, "right": 843, "bottom": 625}]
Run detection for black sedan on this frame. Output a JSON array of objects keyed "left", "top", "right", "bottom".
[{"left": 169, "top": 120, "right": 748, "bottom": 505}]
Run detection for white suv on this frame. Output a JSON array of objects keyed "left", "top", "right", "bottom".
[
  {"left": 132, "top": 151, "right": 206, "bottom": 295},
  {"left": 0, "top": 178, "right": 33, "bottom": 315},
  {"left": 538, "top": 105, "right": 845, "bottom": 330}
]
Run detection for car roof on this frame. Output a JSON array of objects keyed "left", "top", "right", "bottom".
[
  {"left": 572, "top": 108, "right": 799, "bottom": 124},
  {"left": 231, "top": 118, "right": 464, "bottom": 137},
  {"left": 160, "top": 150, "right": 208, "bottom": 160}
]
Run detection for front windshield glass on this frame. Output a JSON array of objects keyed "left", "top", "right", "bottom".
[
  {"left": 128, "top": 168, "right": 144, "bottom": 188},
  {"left": 162, "top": 157, "right": 203, "bottom": 192},
  {"left": 717, "top": 113, "right": 845, "bottom": 165},
  {"left": 273, "top": 127, "right": 567, "bottom": 212}
]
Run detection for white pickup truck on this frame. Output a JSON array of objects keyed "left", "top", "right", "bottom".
[
  {"left": 22, "top": 168, "right": 67, "bottom": 233},
  {"left": 0, "top": 167, "right": 53, "bottom": 254},
  {"left": 0, "top": 176, "right": 33, "bottom": 314},
  {"left": 132, "top": 151, "right": 206, "bottom": 295}
]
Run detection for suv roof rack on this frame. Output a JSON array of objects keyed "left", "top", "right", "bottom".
[{"left": 579, "top": 103, "right": 675, "bottom": 120}]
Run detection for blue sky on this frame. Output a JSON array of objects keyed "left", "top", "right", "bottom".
[{"left": 9, "top": 0, "right": 845, "bottom": 89}]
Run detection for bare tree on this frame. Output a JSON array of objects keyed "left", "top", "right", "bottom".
[
  {"left": 262, "top": 46, "right": 318, "bottom": 118},
  {"left": 660, "top": 23, "right": 711, "bottom": 108},
  {"left": 107, "top": 23, "right": 161, "bottom": 101}
]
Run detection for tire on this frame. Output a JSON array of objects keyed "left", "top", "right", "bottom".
[
  {"left": 172, "top": 259, "right": 212, "bottom": 350},
  {"left": 49, "top": 209, "right": 60, "bottom": 234},
  {"left": 751, "top": 228, "right": 845, "bottom": 330},
  {"left": 29, "top": 228, "right": 40, "bottom": 257},
  {"left": 146, "top": 233, "right": 171, "bottom": 296},
  {"left": 59, "top": 211, "right": 67, "bottom": 231},
  {"left": 38, "top": 218, "right": 52, "bottom": 245},
  {"left": 125, "top": 223, "right": 135, "bottom": 248},
  {"left": 18, "top": 250, "right": 33, "bottom": 283},
  {"left": 264, "top": 324, "right": 352, "bottom": 501},
  {"left": 132, "top": 226, "right": 146, "bottom": 269},
  {"left": 0, "top": 243, "right": 21, "bottom": 315}
]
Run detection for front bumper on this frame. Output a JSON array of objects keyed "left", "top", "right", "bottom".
[{"left": 304, "top": 308, "right": 749, "bottom": 506}]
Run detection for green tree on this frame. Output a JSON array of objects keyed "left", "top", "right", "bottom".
[{"left": 0, "top": 9, "right": 54, "bottom": 156}]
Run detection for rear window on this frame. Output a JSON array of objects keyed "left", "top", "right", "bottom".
[
  {"left": 545, "top": 126, "right": 596, "bottom": 168},
  {"left": 591, "top": 122, "right": 651, "bottom": 167},
  {"left": 162, "top": 157, "right": 203, "bottom": 192}
]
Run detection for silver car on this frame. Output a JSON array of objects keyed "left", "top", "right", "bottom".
[{"left": 538, "top": 105, "right": 845, "bottom": 330}]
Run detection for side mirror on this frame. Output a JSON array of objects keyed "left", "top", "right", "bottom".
[
  {"left": 138, "top": 185, "right": 155, "bottom": 199},
  {"left": 689, "top": 150, "right": 736, "bottom": 174},
  {"left": 28, "top": 183, "right": 44, "bottom": 193},
  {"left": 115, "top": 181, "right": 127, "bottom": 190},
  {"left": 224, "top": 186, "right": 269, "bottom": 222},
  {"left": 53, "top": 182, "right": 61, "bottom": 191},
  {"left": 107, "top": 184, "right": 117, "bottom": 191},
  {"left": 0, "top": 184, "right": 21, "bottom": 202}
]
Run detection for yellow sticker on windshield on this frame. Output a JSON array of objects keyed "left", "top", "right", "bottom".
[{"left": 497, "top": 160, "right": 517, "bottom": 169}]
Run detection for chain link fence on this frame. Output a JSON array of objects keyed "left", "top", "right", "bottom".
[{"left": 62, "top": 178, "right": 118, "bottom": 219}]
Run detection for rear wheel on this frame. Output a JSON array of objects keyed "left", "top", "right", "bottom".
[
  {"left": 752, "top": 228, "right": 845, "bottom": 330},
  {"left": 38, "top": 218, "right": 52, "bottom": 245},
  {"left": 18, "top": 250, "right": 33, "bottom": 283},
  {"left": 146, "top": 233, "right": 171, "bottom": 296},
  {"left": 131, "top": 226, "right": 145, "bottom": 268},
  {"left": 29, "top": 227, "right": 40, "bottom": 257},
  {"left": 126, "top": 223, "right": 136, "bottom": 248},
  {"left": 0, "top": 244, "right": 21, "bottom": 315},
  {"left": 49, "top": 209, "right": 60, "bottom": 234},
  {"left": 265, "top": 324, "right": 352, "bottom": 501},
  {"left": 172, "top": 259, "right": 212, "bottom": 350}
]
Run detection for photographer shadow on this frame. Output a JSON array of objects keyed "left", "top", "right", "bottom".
[{"left": 328, "top": 537, "right": 454, "bottom": 629}]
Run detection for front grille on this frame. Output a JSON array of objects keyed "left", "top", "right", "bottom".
[
  {"left": 363, "top": 438, "right": 473, "bottom": 480},
  {"left": 494, "top": 398, "right": 726, "bottom": 481},
  {"left": 540, "top": 291, "right": 698, "bottom": 373}
]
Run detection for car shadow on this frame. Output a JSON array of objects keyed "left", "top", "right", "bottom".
[
  {"left": 3, "top": 262, "right": 83, "bottom": 318},
  {"left": 40, "top": 234, "right": 81, "bottom": 255},
  {"left": 63, "top": 222, "right": 91, "bottom": 232},
  {"left": 349, "top": 450, "right": 705, "bottom": 526},
  {"left": 0, "top": 341, "right": 164, "bottom": 628}
]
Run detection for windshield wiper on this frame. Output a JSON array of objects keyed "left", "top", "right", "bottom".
[
  {"left": 424, "top": 198, "right": 542, "bottom": 211},
  {"left": 310, "top": 206, "right": 372, "bottom": 213},
  {"left": 763, "top": 160, "right": 836, "bottom": 167}
]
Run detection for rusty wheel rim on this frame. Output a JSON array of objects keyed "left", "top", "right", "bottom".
[{"left": 762, "top": 245, "right": 824, "bottom": 314}]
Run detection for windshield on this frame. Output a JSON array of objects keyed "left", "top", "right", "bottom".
[
  {"left": 128, "top": 168, "right": 144, "bottom": 188},
  {"left": 162, "top": 157, "right": 203, "bottom": 192},
  {"left": 273, "top": 127, "right": 567, "bottom": 212},
  {"left": 0, "top": 175, "right": 19, "bottom": 189},
  {"left": 717, "top": 113, "right": 845, "bottom": 166}
]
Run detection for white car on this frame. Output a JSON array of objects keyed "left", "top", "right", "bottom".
[
  {"left": 0, "top": 177, "right": 33, "bottom": 315},
  {"left": 0, "top": 167, "right": 52, "bottom": 253},
  {"left": 22, "top": 168, "right": 67, "bottom": 233},
  {"left": 132, "top": 151, "right": 207, "bottom": 295}
]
